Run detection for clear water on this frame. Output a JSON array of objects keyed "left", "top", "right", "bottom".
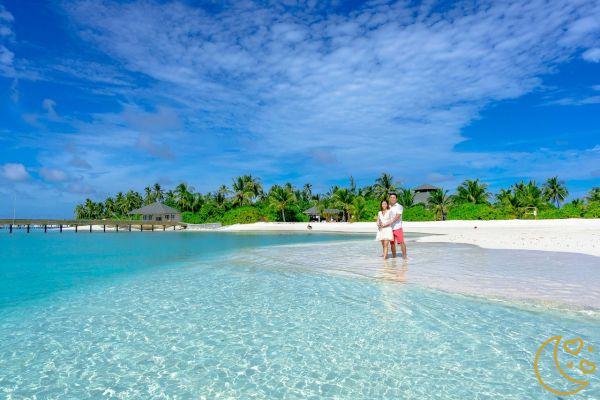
[{"left": 1, "top": 231, "right": 599, "bottom": 399}]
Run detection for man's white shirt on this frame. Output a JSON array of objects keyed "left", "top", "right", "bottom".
[{"left": 390, "top": 203, "right": 403, "bottom": 230}]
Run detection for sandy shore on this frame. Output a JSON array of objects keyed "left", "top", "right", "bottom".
[{"left": 219, "top": 219, "right": 600, "bottom": 257}]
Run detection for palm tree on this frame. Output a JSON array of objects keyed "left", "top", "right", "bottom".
[
  {"left": 398, "top": 188, "right": 414, "bottom": 208},
  {"left": 542, "top": 176, "right": 568, "bottom": 208},
  {"left": 349, "top": 176, "right": 357, "bottom": 195},
  {"left": 373, "top": 173, "right": 398, "bottom": 200},
  {"left": 153, "top": 183, "right": 164, "bottom": 202},
  {"left": 302, "top": 183, "right": 312, "bottom": 202},
  {"left": 114, "top": 192, "right": 126, "bottom": 217},
  {"left": 570, "top": 198, "right": 584, "bottom": 207},
  {"left": 75, "top": 204, "right": 85, "bottom": 219},
  {"left": 125, "top": 190, "right": 143, "bottom": 212},
  {"left": 269, "top": 185, "right": 296, "bottom": 222},
  {"left": 215, "top": 185, "right": 230, "bottom": 207},
  {"left": 249, "top": 175, "right": 264, "bottom": 199},
  {"left": 349, "top": 196, "right": 367, "bottom": 222},
  {"left": 332, "top": 188, "right": 354, "bottom": 221},
  {"left": 428, "top": 189, "right": 452, "bottom": 221},
  {"left": 175, "top": 183, "right": 194, "bottom": 211},
  {"left": 495, "top": 188, "right": 513, "bottom": 205},
  {"left": 104, "top": 197, "right": 116, "bottom": 218},
  {"left": 359, "top": 185, "right": 375, "bottom": 199},
  {"left": 232, "top": 175, "right": 262, "bottom": 206},
  {"left": 455, "top": 179, "right": 490, "bottom": 204},
  {"left": 588, "top": 187, "right": 600, "bottom": 203},
  {"left": 143, "top": 186, "right": 153, "bottom": 205},
  {"left": 514, "top": 181, "right": 545, "bottom": 209},
  {"left": 164, "top": 190, "right": 176, "bottom": 207},
  {"left": 327, "top": 185, "right": 340, "bottom": 198},
  {"left": 191, "top": 192, "right": 204, "bottom": 212}
]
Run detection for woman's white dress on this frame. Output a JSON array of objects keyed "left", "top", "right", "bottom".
[{"left": 376, "top": 210, "right": 394, "bottom": 241}]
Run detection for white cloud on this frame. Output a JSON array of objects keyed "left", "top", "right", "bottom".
[
  {"left": 40, "top": 167, "right": 68, "bottom": 182},
  {"left": 582, "top": 47, "right": 600, "bottom": 62},
  {"left": 62, "top": 1, "right": 600, "bottom": 171},
  {"left": 1, "top": 163, "right": 30, "bottom": 181},
  {"left": 4, "top": 0, "right": 592, "bottom": 207},
  {"left": 42, "top": 98, "right": 60, "bottom": 120},
  {"left": 0, "top": 5, "right": 14, "bottom": 75},
  {"left": 0, "top": 44, "right": 13, "bottom": 65},
  {"left": 0, "top": 5, "right": 14, "bottom": 23}
]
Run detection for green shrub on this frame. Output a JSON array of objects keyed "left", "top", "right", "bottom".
[
  {"left": 290, "top": 208, "right": 309, "bottom": 222},
  {"left": 584, "top": 201, "right": 600, "bottom": 218},
  {"left": 181, "top": 203, "right": 225, "bottom": 224},
  {"left": 403, "top": 204, "right": 435, "bottom": 221},
  {"left": 220, "top": 206, "right": 262, "bottom": 225},
  {"left": 181, "top": 211, "right": 202, "bottom": 224},
  {"left": 447, "top": 203, "right": 512, "bottom": 220},
  {"left": 538, "top": 203, "right": 583, "bottom": 219},
  {"left": 362, "top": 198, "right": 381, "bottom": 221},
  {"left": 256, "top": 203, "right": 278, "bottom": 222},
  {"left": 197, "top": 203, "right": 225, "bottom": 223}
]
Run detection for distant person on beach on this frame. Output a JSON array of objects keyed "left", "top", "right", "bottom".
[
  {"left": 388, "top": 193, "right": 407, "bottom": 259},
  {"left": 376, "top": 199, "right": 394, "bottom": 258}
]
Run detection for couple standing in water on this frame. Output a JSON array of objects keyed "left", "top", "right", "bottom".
[{"left": 376, "top": 193, "right": 408, "bottom": 259}]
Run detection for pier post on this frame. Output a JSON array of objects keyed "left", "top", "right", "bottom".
[
  {"left": 163, "top": 225, "right": 166, "bottom": 231},
  {"left": 174, "top": 225, "right": 176, "bottom": 230},
  {"left": 103, "top": 225, "right": 106, "bottom": 232},
  {"left": 116, "top": 225, "right": 119, "bottom": 232},
  {"left": 59, "top": 224, "right": 62, "bottom": 233},
  {"left": 152, "top": 224, "right": 154, "bottom": 232},
  {"left": 9, "top": 224, "right": 12, "bottom": 233},
  {"left": 44, "top": 224, "right": 47, "bottom": 233},
  {"left": 27, "top": 224, "right": 30, "bottom": 233},
  {"left": 89, "top": 225, "right": 92, "bottom": 233},
  {"left": 128, "top": 225, "right": 131, "bottom": 232},
  {"left": 75, "top": 225, "right": 78, "bottom": 233},
  {"left": 140, "top": 224, "right": 143, "bottom": 232}
]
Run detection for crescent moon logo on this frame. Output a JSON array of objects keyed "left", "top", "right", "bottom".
[{"left": 534, "top": 336, "right": 596, "bottom": 396}]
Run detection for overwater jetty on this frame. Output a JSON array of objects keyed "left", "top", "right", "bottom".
[{"left": 0, "top": 219, "right": 187, "bottom": 233}]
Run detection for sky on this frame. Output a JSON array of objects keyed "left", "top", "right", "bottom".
[{"left": 0, "top": 0, "right": 599, "bottom": 218}]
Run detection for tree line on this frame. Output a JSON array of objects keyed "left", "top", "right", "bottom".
[{"left": 74, "top": 174, "right": 600, "bottom": 223}]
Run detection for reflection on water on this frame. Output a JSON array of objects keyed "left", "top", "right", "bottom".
[
  {"left": 378, "top": 259, "right": 409, "bottom": 284},
  {"left": 231, "top": 239, "right": 600, "bottom": 313}
]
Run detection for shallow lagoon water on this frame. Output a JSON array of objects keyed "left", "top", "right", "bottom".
[{"left": 1, "top": 232, "right": 599, "bottom": 399}]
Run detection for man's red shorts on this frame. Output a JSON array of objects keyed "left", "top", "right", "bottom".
[{"left": 393, "top": 229, "right": 404, "bottom": 244}]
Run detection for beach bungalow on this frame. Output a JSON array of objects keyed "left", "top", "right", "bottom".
[
  {"left": 303, "top": 206, "right": 342, "bottom": 222},
  {"left": 303, "top": 205, "right": 322, "bottom": 222},
  {"left": 323, "top": 208, "right": 342, "bottom": 222},
  {"left": 128, "top": 202, "right": 181, "bottom": 222},
  {"left": 413, "top": 184, "right": 440, "bottom": 205}
]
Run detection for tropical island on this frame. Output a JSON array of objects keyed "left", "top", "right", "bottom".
[{"left": 74, "top": 173, "right": 600, "bottom": 225}]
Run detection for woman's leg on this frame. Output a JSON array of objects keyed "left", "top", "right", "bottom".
[{"left": 382, "top": 240, "right": 389, "bottom": 259}]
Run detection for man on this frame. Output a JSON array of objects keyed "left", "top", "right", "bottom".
[{"left": 388, "top": 193, "right": 407, "bottom": 259}]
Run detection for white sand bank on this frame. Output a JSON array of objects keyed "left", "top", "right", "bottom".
[{"left": 219, "top": 219, "right": 600, "bottom": 257}]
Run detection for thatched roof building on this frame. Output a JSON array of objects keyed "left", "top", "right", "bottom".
[
  {"left": 128, "top": 202, "right": 181, "bottom": 222},
  {"left": 413, "top": 184, "right": 440, "bottom": 205}
]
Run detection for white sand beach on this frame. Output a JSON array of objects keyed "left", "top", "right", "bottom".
[{"left": 218, "top": 219, "right": 600, "bottom": 257}]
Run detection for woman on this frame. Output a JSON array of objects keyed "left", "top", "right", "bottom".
[{"left": 376, "top": 199, "right": 394, "bottom": 258}]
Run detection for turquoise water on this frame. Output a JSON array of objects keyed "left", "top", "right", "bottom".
[{"left": 1, "top": 232, "right": 599, "bottom": 399}]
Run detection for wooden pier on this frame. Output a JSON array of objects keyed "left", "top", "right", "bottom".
[{"left": 0, "top": 219, "right": 187, "bottom": 233}]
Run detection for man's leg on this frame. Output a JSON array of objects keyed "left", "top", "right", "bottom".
[
  {"left": 390, "top": 239, "right": 397, "bottom": 258},
  {"left": 395, "top": 229, "right": 407, "bottom": 259},
  {"left": 400, "top": 242, "right": 407, "bottom": 259}
]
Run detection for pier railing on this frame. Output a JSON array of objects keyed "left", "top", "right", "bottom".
[{"left": 0, "top": 219, "right": 187, "bottom": 233}]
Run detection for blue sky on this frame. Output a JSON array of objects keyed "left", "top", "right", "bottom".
[{"left": 0, "top": 0, "right": 599, "bottom": 218}]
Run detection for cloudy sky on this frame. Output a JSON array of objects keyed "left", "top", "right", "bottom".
[{"left": 1, "top": 0, "right": 599, "bottom": 217}]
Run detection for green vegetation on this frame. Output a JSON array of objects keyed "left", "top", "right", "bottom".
[{"left": 74, "top": 174, "right": 600, "bottom": 225}]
